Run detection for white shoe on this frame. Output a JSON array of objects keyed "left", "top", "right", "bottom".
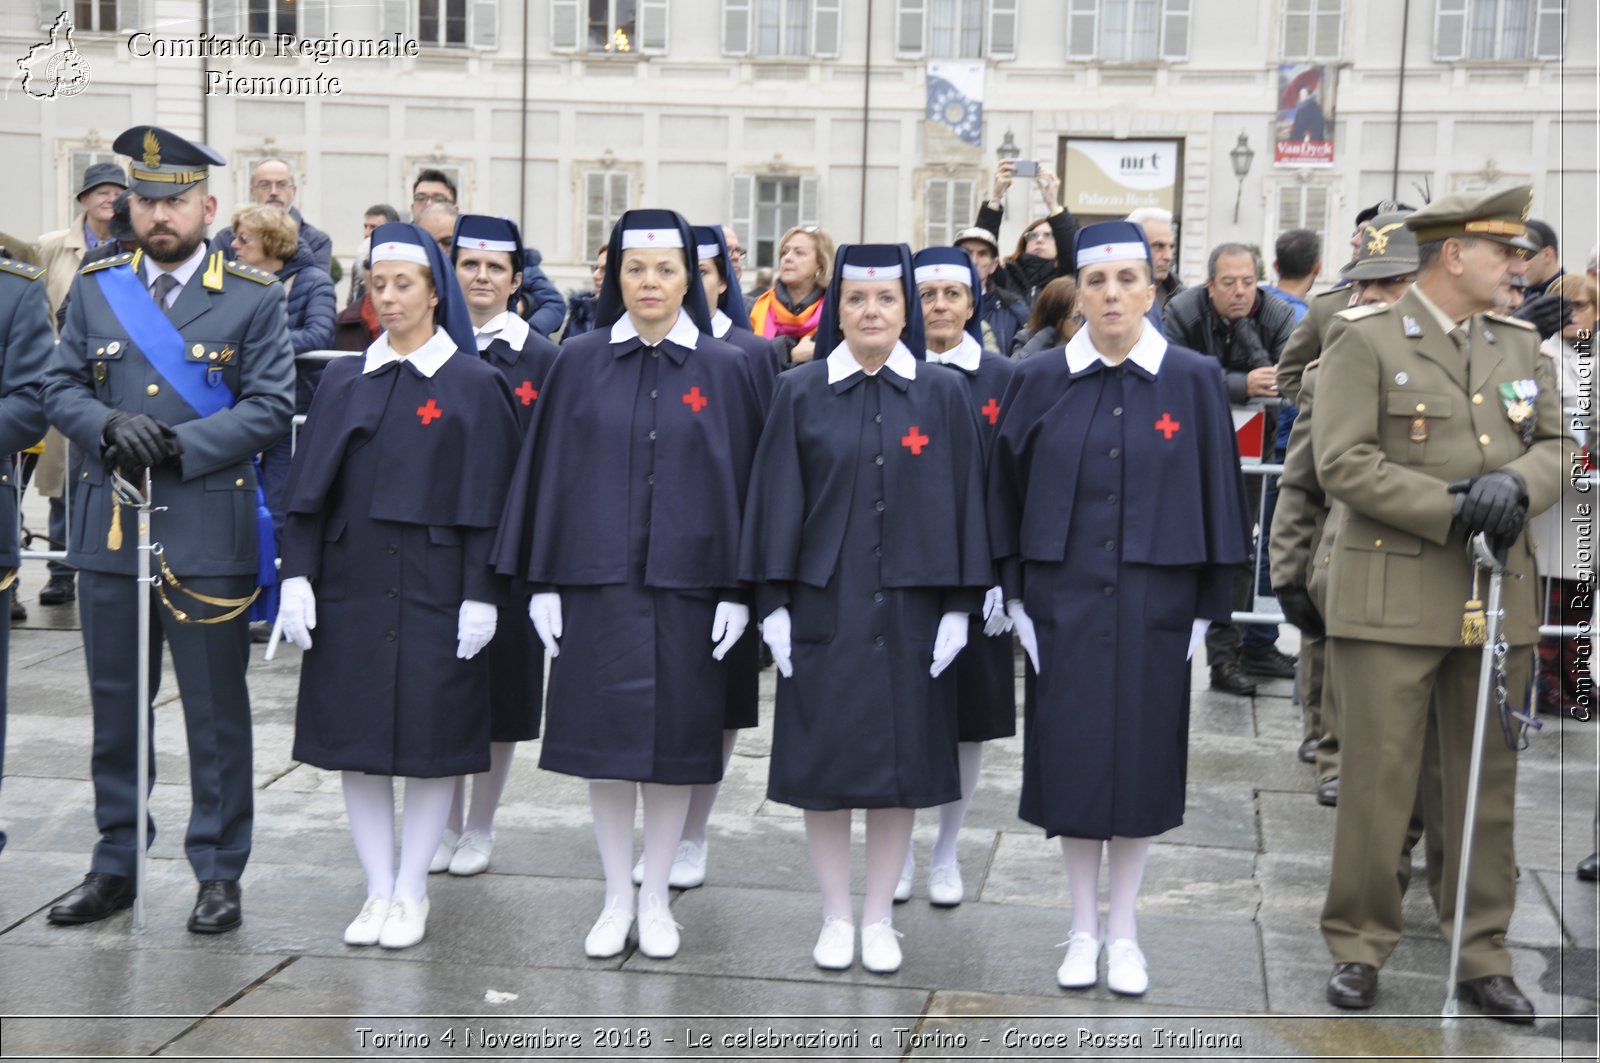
[
  {"left": 1106, "top": 938, "right": 1148, "bottom": 996},
  {"left": 630, "top": 855, "right": 644, "bottom": 886},
  {"left": 637, "top": 894, "right": 682, "bottom": 959},
  {"left": 1055, "top": 930, "right": 1100, "bottom": 989},
  {"left": 860, "top": 918, "right": 904, "bottom": 974},
  {"left": 429, "top": 830, "right": 459, "bottom": 874},
  {"left": 812, "top": 917, "right": 854, "bottom": 970},
  {"left": 584, "top": 904, "right": 634, "bottom": 958},
  {"left": 668, "top": 840, "right": 708, "bottom": 889},
  {"left": 343, "top": 897, "right": 391, "bottom": 946},
  {"left": 448, "top": 831, "right": 492, "bottom": 876},
  {"left": 378, "top": 897, "right": 429, "bottom": 949},
  {"left": 894, "top": 849, "right": 914, "bottom": 903},
  {"left": 927, "top": 863, "right": 964, "bottom": 907}
]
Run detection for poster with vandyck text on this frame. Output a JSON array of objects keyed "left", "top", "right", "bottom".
[{"left": 1275, "top": 62, "right": 1337, "bottom": 167}]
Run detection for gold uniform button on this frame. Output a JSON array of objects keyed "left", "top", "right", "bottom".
[
  {"left": 209, "top": 351, "right": 219, "bottom": 361},
  {"left": 1479, "top": 433, "right": 1491, "bottom": 446},
  {"left": 106, "top": 341, "right": 120, "bottom": 354},
  {"left": 191, "top": 343, "right": 204, "bottom": 357},
  {"left": 1415, "top": 403, "right": 1426, "bottom": 413},
  {"left": 234, "top": 478, "right": 245, "bottom": 487},
  {"left": 96, "top": 347, "right": 105, "bottom": 356},
  {"left": 1473, "top": 394, "right": 1484, "bottom": 405},
  {"left": 1374, "top": 538, "right": 1383, "bottom": 548},
  {"left": 146, "top": 384, "right": 159, "bottom": 396}
]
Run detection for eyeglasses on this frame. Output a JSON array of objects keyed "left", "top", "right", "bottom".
[
  {"left": 1024, "top": 230, "right": 1052, "bottom": 244},
  {"left": 727, "top": 247, "right": 746, "bottom": 260},
  {"left": 412, "top": 192, "right": 455, "bottom": 206},
  {"left": 252, "top": 179, "right": 294, "bottom": 192},
  {"left": 233, "top": 232, "right": 255, "bottom": 245}
]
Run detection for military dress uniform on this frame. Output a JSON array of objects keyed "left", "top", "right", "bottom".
[
  {"left": 1311, "top": 187, "right": 1569, "bottom": 1017},
  {"left": 41, "top": 127, "right": 294, "bottom": 930},
  {"left": 0, "top": 261, "right": 54, "bottom": 854}
]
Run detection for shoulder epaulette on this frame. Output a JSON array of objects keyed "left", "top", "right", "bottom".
[
  {"left": 80, "top": 252, "right": 132, "bottom": 274},
  {"left": 1484, "top": 311, "right": 1537, "bottom": 331},
  {"left": 223, "top": 259, "right": 278, "bottom": 285},
  {"left": 0, "top": 258, "right": 45, "bottom": 281},
  {"left": 1334, "top": 303, "right": 1389, "bottom": 322}
]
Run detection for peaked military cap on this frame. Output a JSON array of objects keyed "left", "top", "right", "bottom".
[
  {"left": 113, "top": 125, "right": 226, "bottom": 199},
  {"left": 1405, "top": 185, "right": 1537, "bottom": 249},
  {"left": 1342, "top": 210, "right": 1420, "bottom": 281}
]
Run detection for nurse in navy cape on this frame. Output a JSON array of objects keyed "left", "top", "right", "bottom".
[
  {"left": 428, "top": 214, "right": 561, "bottom": 878},
  {"left": 896, "top": 245, "right": 1019, "bottom": 907},
  {"left": 491, "top": 208, "right": 766, "bottom": 962},
  {"left": 276, "top": 222, "right": 520, "bottom": 950},
  {"left": 987, "top": 221, "right": 1250, "bottom": 995},
  {"left": 738, "top": 243, "right": 992, "bottom": 975}
]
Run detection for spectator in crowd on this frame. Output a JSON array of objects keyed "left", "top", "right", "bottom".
[
  {"left": 1125, "top": 207, "right": 1182, "bottom": 321},
  {"left": 748, "top": 226, "right": 834, "bottom": 368},
  {"left": 1521, "top": 219, "right": 1564, "bottom": 298},
  {"left": 514, "top": 245, "right": 568, "bottom": 338},
  {"left": 975, "top": 160, "right": 1079, "bottom": 307},
  {"left": 1163, "top": 243, "right": 1299, "bottom": 696},
  {"left": 954, "top": 226, "right": 1028, "bottom": 356},
  {"left": 1264, "top": 229, "right": 1320, "bottom": 324},
  {"left": 347, "top": 203, "right": 400, "bottom": 307},
  {"left": 743, "top": 265, "right": 773, "bottom": 305},
  {"left": 416, "top": 201, "right": 458, "bottom": 254},
  {"left": 1012, "top": 276, "right": 1080, "bottom": 359},
  {"left": 721, "top": 226, "right": 746, "bottom": 286},
  {"left": 561, "top": 245, "right": 606, "bottom": 341},
  {"left": 410, "top": 169, "right": 457, "bottom": 220},
  {"left": 212, "top": 158, "right": 332, "bottom": 273}
]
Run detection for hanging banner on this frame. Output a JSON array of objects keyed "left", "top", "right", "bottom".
[
  {"left": 1061, "top": 138, "right": 1180, "bottom": 215},
  {"left": 1275, "top": 63, "right": 1337, "bottom": 168},
  {"left": 926, "top": 60, "right": 985, "bottom": 146}
]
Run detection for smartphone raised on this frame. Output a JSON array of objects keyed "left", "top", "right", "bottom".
[{"left": 1012, "top": 159, "right": 1038, "bottom": 178}]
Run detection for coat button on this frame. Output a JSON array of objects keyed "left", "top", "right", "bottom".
[
  {"left": 1103, "top": 586, "right": 1114, "bottom": 596},
  {"left": 874, "top": 413, "right": 883, "bottom": 424},
  {"left": 1112, "top": 406, "right": 1123, "bottom": 417},
  {"left": 385, "top": 631, "right": 397, "bottom": 641},
  {"left": 874, "top": 455, "right": 884, "bottom": 466},
  {"left": 1374, "top": 538, "right": 1383, "bottom": 547},
  {"left": 874, "top": 500, "right": 885, "bottom": 512},
  {"left": 874, "top": 635, "right": 886, "bottom": 647},
  {"left": 386, "top": 588, "right": 398, "bottom": 599},
  {"left": 234, "top": 478, "right": 244, "bottom": 487},
  {"left": 1414, "top": 403, "right": 1425, "bottom": 413},
  {"left": 650, "top": 389, "right": 658, "bottom": 399},
  {"left": 873, "top": 592, "right": 884, "bottom": 605},
  {"left": 648, "top": 430, "right": 657, "bottom": 441},
  {"left": 646, "top": 474, "right": 655, "bottom": 485},
  {"left": 1473, "top": 394, "right": 1484, "bottom": 405},
  {"left": 107, "top": 341, "right": 121, "bottom": 354},
  {"left": 1479, "top": 434, "right": 1491, "bottom": 446},
  {"left": 1104, "top": 539, "right": 1115, "bottom": 551},
  {"left": 387, "top": 544, "right": 398, "bottom": 554},
  {"left": 1109, "top": 447, "right": 1121, "bottom": 458},
  {"left": 146, "top": 384, "right": 160, "bottom": 396}
]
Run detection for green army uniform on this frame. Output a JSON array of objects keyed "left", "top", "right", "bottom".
[
  {"left": 1276, "top": 286, "right": 1352, "bottom": 407},
  {"left": 1311, "top": 188, "right": 1570, "bottom": 1000}
]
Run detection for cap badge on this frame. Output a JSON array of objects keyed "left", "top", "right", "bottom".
[
  {"left": 1366, "top": 222, "right": 1405, "bottom": 257},
  {"left": 142, "top": 129, "right": 160, "bottom": 168},
  {"left": 1402, "top": 316, "right": 1422, "bottom": 338}
]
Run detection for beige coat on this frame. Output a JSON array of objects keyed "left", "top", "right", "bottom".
[{"left": 35, "top": 211, "right": 91, "bottom": 317}]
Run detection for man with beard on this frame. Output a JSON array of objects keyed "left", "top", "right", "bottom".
[{"left": 41, "top": 126, "right": 294, "bottom": 934}]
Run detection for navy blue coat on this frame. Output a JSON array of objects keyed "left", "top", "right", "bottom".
[
  {"left": 0, "top": 262, "right": 52, "bottom": 566},
  {"left": 518, "top": 248, "right": 567, "bottom": 338},
  {"left": 279, "top": 247, "right": 336, "bottom": 356}
]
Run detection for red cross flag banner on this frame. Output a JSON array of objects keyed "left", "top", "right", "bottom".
[
  {"left": 1232, "top": 406, "right": 1266, "bottom": 465},
  {"left": 1275, "top": 63, "right": 1337, "bottom": 168}
]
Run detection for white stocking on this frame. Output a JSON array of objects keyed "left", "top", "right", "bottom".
[
  {"left": 680, "top": 730, "right": 739, "bottom": 847},
  {"left": 444, "top": 776, "right": 465, "bottom": 836},
  {"left": 1105, "top": 835, "right": 1152, "bottom": 943},
  {"left": 863, "top": 808, "right": 915, "bottom": 926},
  {"left": 932, "top": 742, "right": 984, "bottom": 868},
  {"left": 1060, "top": 836, "right": 1105, "bottom": 937},
  {"left": 589, "top": 780, "right": 637, "bottom": 912},
  {"left": 342, "top": 772, "right": 396, "bottom": 900},
  {"left": 464, "top": 742, "right": 518, "bottom": 837},
  {"left": 394, "top": 776, "right": 455, "bottom": 903},
  {"left": 804, "top": 809, "right": 853, "bottom": 922},
  {"left": 638, "top": 783, "right": 692, "bottom": 904}
]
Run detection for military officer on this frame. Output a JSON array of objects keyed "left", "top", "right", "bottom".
[
  {"left": 0, "top": 259, "right": 54, "bottom": 856},
  {"left": 1312, "top": 186, "right": 1569, "bottom": 1022},
  {"left": 41, "top": 126, "right": 294, "bottom": 931}
]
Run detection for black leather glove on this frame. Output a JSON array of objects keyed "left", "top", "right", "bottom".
[
  {"left": 102, "top": 411, "right": 181, "bottom": 471},
  {"left": 1273, "top": 584, "right": 1325, "bottom": 640},
  {"left": 1448, "top": 469, "right": 1529, "bottom": 540},
  {"left": 1512, "top": 291, "right": 1572, "bottom": 341}
]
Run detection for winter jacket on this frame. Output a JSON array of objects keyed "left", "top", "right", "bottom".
[
  {"left": 517, "top": 247, "right": 567, "bottom": 337},
  {"left": 1161, "top": 283, "right": 1298, "bottom": 405},
  {"left": 979, "top": 284, "right": 1029, "bottom": 356},
  {"left": 974, "top": 201, "right": 1079, "bottom": 306}
]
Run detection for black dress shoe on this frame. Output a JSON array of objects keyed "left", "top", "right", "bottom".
[
  {"left": 1579, "top": 851, "right": 1599, "bottom": 882},
  {"left": 38, "top": 574, "right": 76, "bottom": 605},
  {"left": 1326, "top": 962, "right": 1378, "bottom": 1008},
  {"left": 1457, "top": 975, "right": 1535, "bottom": 1024},
  {"left": 1241, "top": 645, "right": 1298, "bottom": 678},
  {"left": 1298, "top": 736, "right": 1319, "bottom": 763},
  {"left": 188, "top": 880, "right": 242, "bottom": 934},
  {"left": 1210, "top": 660, "right": 1258, "bottom": 697},
  {"left": 1316, "top": 776, "right": 1340, "bottom": 807},
  {"left": 47, "top": 872, "right": 135, "bottom": 925},
  {"left": 10, "top": 594, "right": 25, "bottom": 623}
]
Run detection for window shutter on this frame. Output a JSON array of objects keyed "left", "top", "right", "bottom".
[
  {"left": 639, "top": 0, "right": 669, "bottom": 52},
  {"left": 1066, "top": 0, "right": 1098, "bottom": 59},
  {"left": 988, "top": 0, "right": 1016, "bottom": 58},
  {"left": 925, "top": 180, "right": 949, "bottom": 249},
  {"left": 722, "top": 0, "right": 751, "bottom": 54},
  {"left": 471, "top": 0, "right": 496, "bottom": 48},
  {"left": 584, "top": 172, "right": 606, "bottom": 262},
  {"left": 301, "top": 0, "right": 330, "bottom": 39},
  {"left": 729, "top": 174, "right": 755, "bottom": 256},
  {"left": 39, "top": 0, "right": 61, "bottom": 31},
  {"left": 813, "top": 0, "right": 842, "bottom": 57},
  {"left": 1314, "top": 0, "right": 1343, "bottom": 59},
  {"left": 1281, "top": 0, "right": 1309, "bottom": 57},
  {"left": 799, "top": 175, "right": 820, "bottom": 227},
  {"left": 208, "top": 0, "right": 241, "bottom": 36},
  {"left": 1434, "top": 0, "right": 1467, "bottom": 59},
  {"left": 115, "top": 0, "right": 140, "bottom": 31},
  {"left": 380, "top": 0, "right": 411, "bottom": 38},
  {"left": 1533, "top": 0, "right": 1564, "bottom": 58},
  {"left": 897, "top": 0, "right": 927, "bottom": 58},
  {"left": 551, "top": 0, "right": 581, "bottom": 50},
  {"left": 1159, "top": 0, "right": 1189, "bottom": 59}
]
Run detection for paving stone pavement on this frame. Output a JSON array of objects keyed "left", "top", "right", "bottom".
[{"left": 1, "top": 554, "right": 1596, "bottom": 1060}]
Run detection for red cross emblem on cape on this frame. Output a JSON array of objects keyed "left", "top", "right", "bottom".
[
  {"left": 682, "top": 386, "right": 708, "bottom": 413},
  {"left": 417, "top": 399, "right": 443, "bottom": 425},
  {"left": 901, "top": 426, "right": 929, "bottom": 455},
  {"left": 1155, "top": 412, "right": 1181, "bottom": 440},
  {"left": 514, "top": 380, "right": 538, "bottom": 406},
  {"left": 980, "top": 397, "right": 1000, "bottom": 425}
]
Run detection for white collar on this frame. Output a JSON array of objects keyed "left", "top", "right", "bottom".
[
  {"left": 1064, "top": 319, "right": 1167, "bottom": 375},
  {"left": 141, "top": 242, "right": 209, "bottom": 303},
  {"left": 474, "top": 310, "right": 529, "bottom": 353},
  {"left": 364, "top": 326, "right": 457, "bottom": 378},
  {"left": 927, "top": 331, "right": 982, "bottom": 371},
  {"left": 711, "top": 308, "right": 733, "bottom": 338},
  {"left": 826, "top": 339, "right": 919, "bottom": 384},
  {"left": 610, "top": 308, "right": 700, "bottom": 350}
]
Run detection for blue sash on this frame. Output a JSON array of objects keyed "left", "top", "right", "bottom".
[{"left": 95, "top": 262, "right": 278, "bottom": 619}]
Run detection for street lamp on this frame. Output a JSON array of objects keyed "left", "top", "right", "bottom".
[
  {"left": 1230, "top": 132, "right": 1256, "bottom": 224},
  {"left": 997, "top": 130, "right": 1020, "bottom": 162}
]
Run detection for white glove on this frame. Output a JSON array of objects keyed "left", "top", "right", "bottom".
[
  {"left": 457, "top": 599, "right": 497, "bottom": 660},
  {"left": 982, "top": 586, "right": 1012, "bottom": 637},
  {"left": 278, "top": 576, "right": 316, "bottom": 651},
  {"left": 1006, "top": 599, "right": 1040, "bottom": 674},
  {"left": 761, "top": 606, "right": 793, "bottom": 678},
  {"left": 711, "top": 601, "right": 750, "bottom": 660},
  {"left": 930, "top": 610, "right": 970, "bottom": 678},
  {"left": 529, "top": 592, "right": 563, "bottom": 657},
  {"left": 1187, "top": 619, "right": 1210, "bottom": 662}
]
